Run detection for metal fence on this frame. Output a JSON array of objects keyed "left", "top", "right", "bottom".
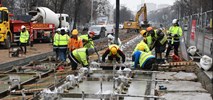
[{"left": 180, "top": 10, "right": 213, "bottom": 57}]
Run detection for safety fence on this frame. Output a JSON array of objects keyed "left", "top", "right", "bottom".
[{"left": 180, "top": 10, "right": 213, "bottom": 56}]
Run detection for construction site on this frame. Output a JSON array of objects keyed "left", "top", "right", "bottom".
[{"left": 0, "top": 0, "right": 212, "bottom": 100}]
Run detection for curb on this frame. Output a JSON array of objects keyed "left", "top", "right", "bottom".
[{"left": 0, "top": 52, "right": 55, "bottom": 71}]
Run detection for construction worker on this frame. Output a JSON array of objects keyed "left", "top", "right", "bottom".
[
  {"left": 58, "top": 28, "right": 69, "bottom": 62},
  {"left": 107, "top": 34, "right": 122, "bottom": 47},
  {"left": 140, "top": 30, "right": 147, "bottom": 38},
  {"left": 69, "top": 48, "right": 95, "bottom": 70},
  {"left": 82, "top": 27, "right": 89, "bottom": 35},
  {"left": 80, "top": 31, "right": 95, "bottom": 49},
  {"left": 165, "top": 19, "right": 183, "bottom": 58},
  {"left": 53, "top": 28, "right": 61, "bottom": 60},
  {"left": 68, "top": 29, "right": 83, "bottom": 63},
  {"left": 19, "top": 25, "right": 29, "bottom": 54},
  {"left": 146, "top": 27, "right": 157, "bottom": 50},
  {"left": 132, "top": 50, "right": 156, "bottom": 70},
  {"left": 133, "top": 41, "right": 150, "bottom": 54},
  {"left": 67, "top": 29, "right": 83, "bottom": 52},
  {"left": 102, "top": 44, "right": 125, "bottom": 63},
  {"left": 154, "top": 29, "right": 167, "bottom": 63}
]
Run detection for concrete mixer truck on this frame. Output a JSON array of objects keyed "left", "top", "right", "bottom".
[{"left": 29, "top": 7, "right": 70, "bottom": 29}]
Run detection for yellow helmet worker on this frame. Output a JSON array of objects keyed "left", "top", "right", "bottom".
[
  {"left": 140, "top": 30, "right": 147, "bottom": 37},
  {"left": 72, "top": 29, "right": 78, "bottom": 35},
  {"left": 138, "top": 45, "right": 145, "bottom": 51},
  {"left": 110, "top": 47, "right": 118, "bottom": 55}
]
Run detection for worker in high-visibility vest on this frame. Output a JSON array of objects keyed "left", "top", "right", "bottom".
[
  {"left": 102, "top": 44, "right": 125, "bottom": 63},
  {"left": 80, "top": 31, "right": 95, "bottom": 49},
  {"left": 69, "top": 48, "right": 95, "bottom": 70},
  {"left": 58, "top": 28, "right": 69, "bottom": 62},
  {"left": 154, "top": 29, "right": 167, "bottom": 63},
  {"left": 165, "top": 19, "right": 183, "bottom": 59},
  {"left": 145, "top": 27, "right": 157, "bottom": 50},
  {"left": 132, "top": 50, "right": 156, "bottom": 70},
  {"left": 133, "top": 41, "right": 150, "bottom": 54},
  {"left": 67, "top": 29, "right": 83, "bottom": 52},
  {"left": 68, "top": 29, "right": 83, "bottom": 65},
  {"left": 19, "top": 25, "right": 29, "bottom": 54},
  {"left": 132, "top": 30, "right": 151, "bottom": 54},
  {"left": 53, "top": 28, "right": 61, "bottom": 60}
]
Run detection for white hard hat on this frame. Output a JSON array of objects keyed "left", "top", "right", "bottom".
[
  {"left": 60, "top": 27, "right": 66, "bottom": 31},
  {"left": 64, "top": 27, "right": 68, "bottom": 32},
  {"left": 21, "top": 25, "right": 26, "bottom": 29},
  {"left": 107, "top": 34, "right": 114, "bottom": 39},
  {"left": 172, "top": 19, "right": 178, "bottom": 24}
]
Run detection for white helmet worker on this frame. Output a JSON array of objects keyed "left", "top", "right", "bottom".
[
  {"left": 21, "top": 25, "right": 26, "bottom": 29},
  {"left": 107, "top": 34, "right": 114, "bottom": 40},
  {"left": 172, "top": 19, "right": 178, "bottom": 24}
]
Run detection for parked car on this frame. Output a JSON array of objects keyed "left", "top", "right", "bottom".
[
  {"left": 105, "top": 25, "right": 115, "bottom": 36},
  {"left": 89, "top": 25, "right": 106, "bottom": 39}
]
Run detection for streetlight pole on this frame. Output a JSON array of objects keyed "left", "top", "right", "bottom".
[
  {"left": 90, "top": 0, "right": 93, "bottom": 25},
  {"left": 115, "top": 0, "right": 120, "bottom": 44}
]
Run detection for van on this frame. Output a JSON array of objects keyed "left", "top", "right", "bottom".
[
  {"left": 105, "top": 25, "right": 115, "bottom": 36},
  {"left": 89, "top": 25, "right": 106, "bottom": 39}
]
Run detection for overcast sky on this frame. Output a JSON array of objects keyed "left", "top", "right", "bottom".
[{"left": 108, "top": 0, "right": 176, "bottom": 11}]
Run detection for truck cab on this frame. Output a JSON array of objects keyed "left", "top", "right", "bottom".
[
  {"left": 0, "top": 7, "right": 12, "bottom": 48},
  {"left": 56, "top": 14, "right": 70, "bottom": 30}
]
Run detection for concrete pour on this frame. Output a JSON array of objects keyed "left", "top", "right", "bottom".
[
  {"left": 162, "top": 92, "right": 212, "bottom": 100},
  {"left": 156, "top": 81, "right": 207, "bottom": 92},
  {"left": 156, "top": 72, "right": 197, "bottom": 81}
]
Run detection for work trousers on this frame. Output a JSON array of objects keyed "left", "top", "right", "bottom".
[
  {"left": 58, "top": 48, "right": 67, "bottom": 62},
  {"left": 142, "top": 58, "right": 156, "bottom": 70},
  {"left": 53, "top": 48, "right": 59, "bottom": 60},
  {"left": 108, "top": 56, "right": 121, "bottom": 63},
  {"left": 155, "top": 41, "right": 167, "bottom": 53},
  {"left": 68, "top": 52, "right": 79, "bottom": 70},
  {"left": 20, "top": 43, "right": 27, "bottom": 54},
  {"left": 166, "top": 41, "right": 180, "bottom": 57}
]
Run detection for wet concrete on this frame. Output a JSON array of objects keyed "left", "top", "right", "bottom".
[
  {"left": 163, "top": 92, "right": 212, "bottom": 100},
  {"left": 63, "top": 74, "right": 150, "bottom": 100},
  {"left": 156, "top": 72, "right": 197, "bottom": 81},
  {"left": 124, "top": 75, "right": 150, "bottom": 100},
  {"left": 156, "top": 81, "right": 207, "bottom": 92}
]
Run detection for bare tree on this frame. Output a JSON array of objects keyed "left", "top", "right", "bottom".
[{"left": 113, "top": 6, "right": 134, "bottom": 23}]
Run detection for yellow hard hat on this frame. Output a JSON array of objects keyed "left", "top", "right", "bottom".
[
  {"left": 138, "top": 45, "right": 145, "bottom": 51},
  {"left": 72, "top": 29, "right": 78, "bottom": 35},
  {"left": 140, "top": 30, "right": 146, "bottom": 37},
  {"left": 110, "top": 47, "right": 117, "bottom": 55}
]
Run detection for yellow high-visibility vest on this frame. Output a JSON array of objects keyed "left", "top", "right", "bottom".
[{"left": 19, "top": 30, "right": 29, "bottom": 43}]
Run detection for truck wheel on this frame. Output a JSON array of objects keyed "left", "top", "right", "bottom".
[{"left": 5, "top": 34, "right": 11, "bottom": 49}]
